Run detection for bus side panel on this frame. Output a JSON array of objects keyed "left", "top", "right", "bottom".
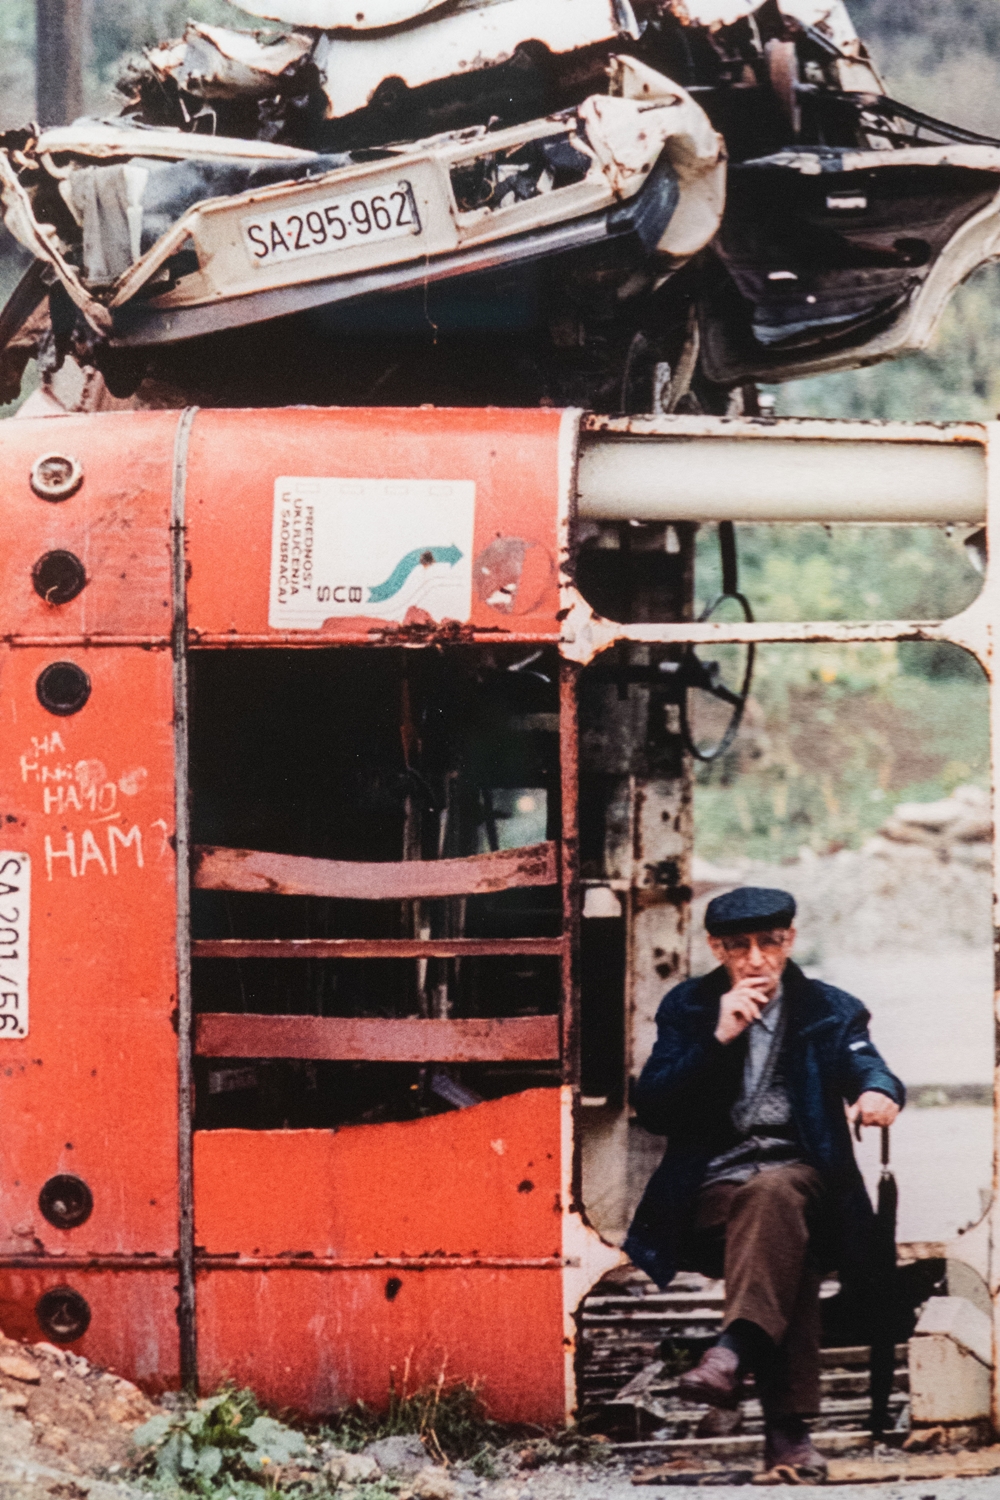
[
  {"left": 0, "top": 412, "right": 176, "bottom": 640},
  {"left": 0, "top": 647, "right": 179, "bottom": 1374},
  {"left": 197, "top": 1264, "right": 565, "bottom": 1421},
  {"left": 0, "top": 1269, "right": 180, "bottom": 1393},
  {"left": 194, "top": 1089, "right": 566, "bottom": 1419},
  {"left": 184, "top": 406, "right": 566, "bottom": 641},
  {"left": 194, "top": 1089, "right": 562, "bottom": 1257}
]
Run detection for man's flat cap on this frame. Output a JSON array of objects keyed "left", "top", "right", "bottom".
[{"left": 705, "top": 886, "right": 796, "bottom": 937}]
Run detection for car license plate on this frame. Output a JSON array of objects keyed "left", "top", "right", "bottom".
[{"left": 241, "top": 179, "right": 421, "bottom": 267}]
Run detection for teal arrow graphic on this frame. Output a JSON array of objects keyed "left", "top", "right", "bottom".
[{"left": 368, "top": 544, "right": 463, "bottom": 604}]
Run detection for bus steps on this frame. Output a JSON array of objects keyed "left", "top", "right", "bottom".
[{"left": 580, "top": 1271, "right": 908, "bottom": 1459}]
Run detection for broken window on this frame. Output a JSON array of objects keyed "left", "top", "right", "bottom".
[{"left": 189, "top": 645, "right": 565, "bottom": 1129}]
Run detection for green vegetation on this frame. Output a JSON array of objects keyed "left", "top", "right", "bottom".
[
  {"left": 131, "top": 1387, "right": 320, "bottom": 1500},
  {"left": 695, "top": 659, "right": 988, "bottom": 864},
  {"left": 692, "top": 522, "right": 989, "bottom": 864},
  {"left": 852, "top": 0, "right": 1000, "bottom": 136},
  {"left": 320, "top": 1376, "right": 506, "bottom": 1470},
  {"left": 130, "top": 1378, "right": 608, "bottom": 1500}
]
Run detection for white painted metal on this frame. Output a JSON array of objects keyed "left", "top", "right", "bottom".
[
  {"left": 561, "top": 412, "right": 1000, "bottom": 1429},
  {"left": 578, "top": 424, "right": 988, "bottom": 524}
]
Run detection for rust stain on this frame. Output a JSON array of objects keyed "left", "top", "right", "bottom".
[
  {"left": 579, "top": 413, "right": 988, "bottom": 444},
  {"left": 192, "top": 937, "right": 565, "bottom": 960},
  {"left": 474, "top": 537, "right": 555, "bottom": 615}
]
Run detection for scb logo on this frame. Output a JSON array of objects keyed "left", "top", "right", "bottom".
[{"left": 316, "top": 585, "right": 364, "bottom": 604}]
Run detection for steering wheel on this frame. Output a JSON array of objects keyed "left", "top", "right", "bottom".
[{"left": 679, "top": 522, "right": 756, "bottom": 763}]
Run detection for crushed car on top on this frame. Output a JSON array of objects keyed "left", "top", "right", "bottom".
[{"left": 2, "top": 0, "right": 1000, "bottom": 411}]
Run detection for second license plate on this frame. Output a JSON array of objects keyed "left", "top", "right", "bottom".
[{"left": 241, "top": 179, "right": 421, "bottom": 267}]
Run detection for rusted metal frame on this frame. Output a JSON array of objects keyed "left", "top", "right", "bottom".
[
  {"left": 984, "top": 424, "right": 1000, "bottom": 1436},
  {"left": 0, "top": 1254, "right": 566, "bottom": 1271},
  {"left": 193, "top": 840, "right": 559, "bottom": 900},
  {"left": 559, "top": 659, "right": 582, "bottom": 1118},
  {"left": 186, "top": 632, "right": 562, "bottom": 648},
  {"left": 195, "top": 1012, "right": 561, "bottom": 1062},
  {"left": 561, "top": 421, "right": 1000, "bottom": 1422},
  {"left": 192, "top": 937, "right": 566, "bottom": 959},
  {"left": 560, "top": 608, "right": 991, "bottom": 668},
  {"left": 171, "top": 406, "right": 199, "bottom": 1396},
  {"left": 579, "top": 414, "right": 989, "bottom": 446},
  {"left": 3, "top": 636, "right": 169, "bottom": 648}
]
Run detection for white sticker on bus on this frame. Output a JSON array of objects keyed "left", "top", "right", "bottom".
[
  {"left": 269, "top": 476, "right": 475, "bottom": 629},
  {"left": 0, "top": 853, "right": 29, "bottom": 1039}
]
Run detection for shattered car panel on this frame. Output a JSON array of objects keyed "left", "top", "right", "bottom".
[
  {"left": 167, "top": 24, "right": 315, "bottom": 101},
  {"left": 310, "top": 0, "right": 639, "bottom": 123},
  {"left": 700, "top": 142, "right": 1000, "bottom": 382},
  {"left": 33, "top": 121, "right": 316, "bottom": 163}
]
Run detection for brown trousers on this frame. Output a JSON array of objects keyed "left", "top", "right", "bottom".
[{"left": 693, "top": 1162, "right": 825, "bottom": 1416}]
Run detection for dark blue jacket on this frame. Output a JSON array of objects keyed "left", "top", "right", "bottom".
[{"left": 623, "top": 960, "right": 905, "bottom": 1290}]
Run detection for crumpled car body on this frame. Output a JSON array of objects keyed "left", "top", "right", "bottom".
[
  {"left": 0, "top": 57, "right": 724, "bottom": 352},
  {"left": 701, "top": 135, "right": 1000, "bottom": 383},
  {"left": 2, "top": 0, "right": 1000, "bottom": 408}
]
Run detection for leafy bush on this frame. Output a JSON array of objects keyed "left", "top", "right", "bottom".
[{"left": 131, "top": 1387, "right": 319, "bottom": 1499}]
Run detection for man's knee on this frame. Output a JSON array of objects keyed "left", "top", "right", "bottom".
[{"left": 729, "top": 1167, "right": 817, "bottom": 1220}]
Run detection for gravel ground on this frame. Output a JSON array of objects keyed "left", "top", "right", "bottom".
[
  {"left": 1, "top": 1333, "right": 997, "bottom": 1500},
  {"left": 494, "top": 1480, "right": 1000, "bottom": 1499}
]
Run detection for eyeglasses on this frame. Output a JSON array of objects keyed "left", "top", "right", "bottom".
[{"left": 718, "top": 931, "right": 790, "bottom": 954}]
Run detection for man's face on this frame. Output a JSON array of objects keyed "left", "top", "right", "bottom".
[{"left": 707, "top": 926, "right": 796, "bottom": 1000}]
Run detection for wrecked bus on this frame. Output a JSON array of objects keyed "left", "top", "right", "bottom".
[{"left": 0, "top": 406, "right": 997, "bottom": 1434}]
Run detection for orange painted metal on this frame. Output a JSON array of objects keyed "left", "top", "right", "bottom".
[
  {"left": 195, "top": 1012, "right": 561, "bottom": 1061},
  {"left": 194, "top": 1090, "right": 566, "bottom": 1421},
  {"left": 0, "top": 411, "right": 181, "bottom": 1374},
  {"left": 0, "top": 409, "right": 576, "bottom": 1422},
  {"left": 0, "top": 412, "right": 176, "bottom": 643},
  {"left": 183, "top": 406, "right": 565, "bottom": 644},
  {"left": 0, "top": 1271, "right": 181, "bottom": 1393},
  {"left": 0, "top": 646, "right": 178, "bottom": 1254},
  {"left": 197, "top": 1266, "right": 565, "bottom": 1422}
]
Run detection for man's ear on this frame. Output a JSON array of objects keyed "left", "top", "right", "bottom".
[{"left": 707, "top": 935, "right": 726, "bottom": 964}]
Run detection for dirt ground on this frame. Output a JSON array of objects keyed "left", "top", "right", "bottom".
[{"left": 2, "top": 1320, "right": 1000, "bottom": 1500}]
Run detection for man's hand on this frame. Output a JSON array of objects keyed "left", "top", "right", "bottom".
[
  {"left": 848, "top": 1091, "right": 900, "bottom": 1129},
  {"left": 715, "top": 976, "right": 772, "bottom": 1044}
]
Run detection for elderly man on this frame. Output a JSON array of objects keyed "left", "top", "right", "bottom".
[{"left": 624, "top": 887, "right": 903, "bottom": 1482}]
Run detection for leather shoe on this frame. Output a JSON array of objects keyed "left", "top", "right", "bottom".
[
  {"left": 676, "top": 1345, "right": 743, "bottom": 1408},
  {"left": 759, "top": 1422, "right": 828, "bottom": 1483}
]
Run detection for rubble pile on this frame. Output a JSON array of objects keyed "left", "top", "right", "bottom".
[
  {"left": 871, "top": 782, "right": 992, "bottom": 866},
  {"left": 0, "top": 1326, "right": 156, "bottom": 1492},
  {"left": 0, "top": 1323, "right": 624, "bottom": 1500},
  {"left": 4, "top": 0, "right": 1000, "bottom": 412},
  {"left": 692, "top": 785, "right": 993, "bottom": 963}
]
